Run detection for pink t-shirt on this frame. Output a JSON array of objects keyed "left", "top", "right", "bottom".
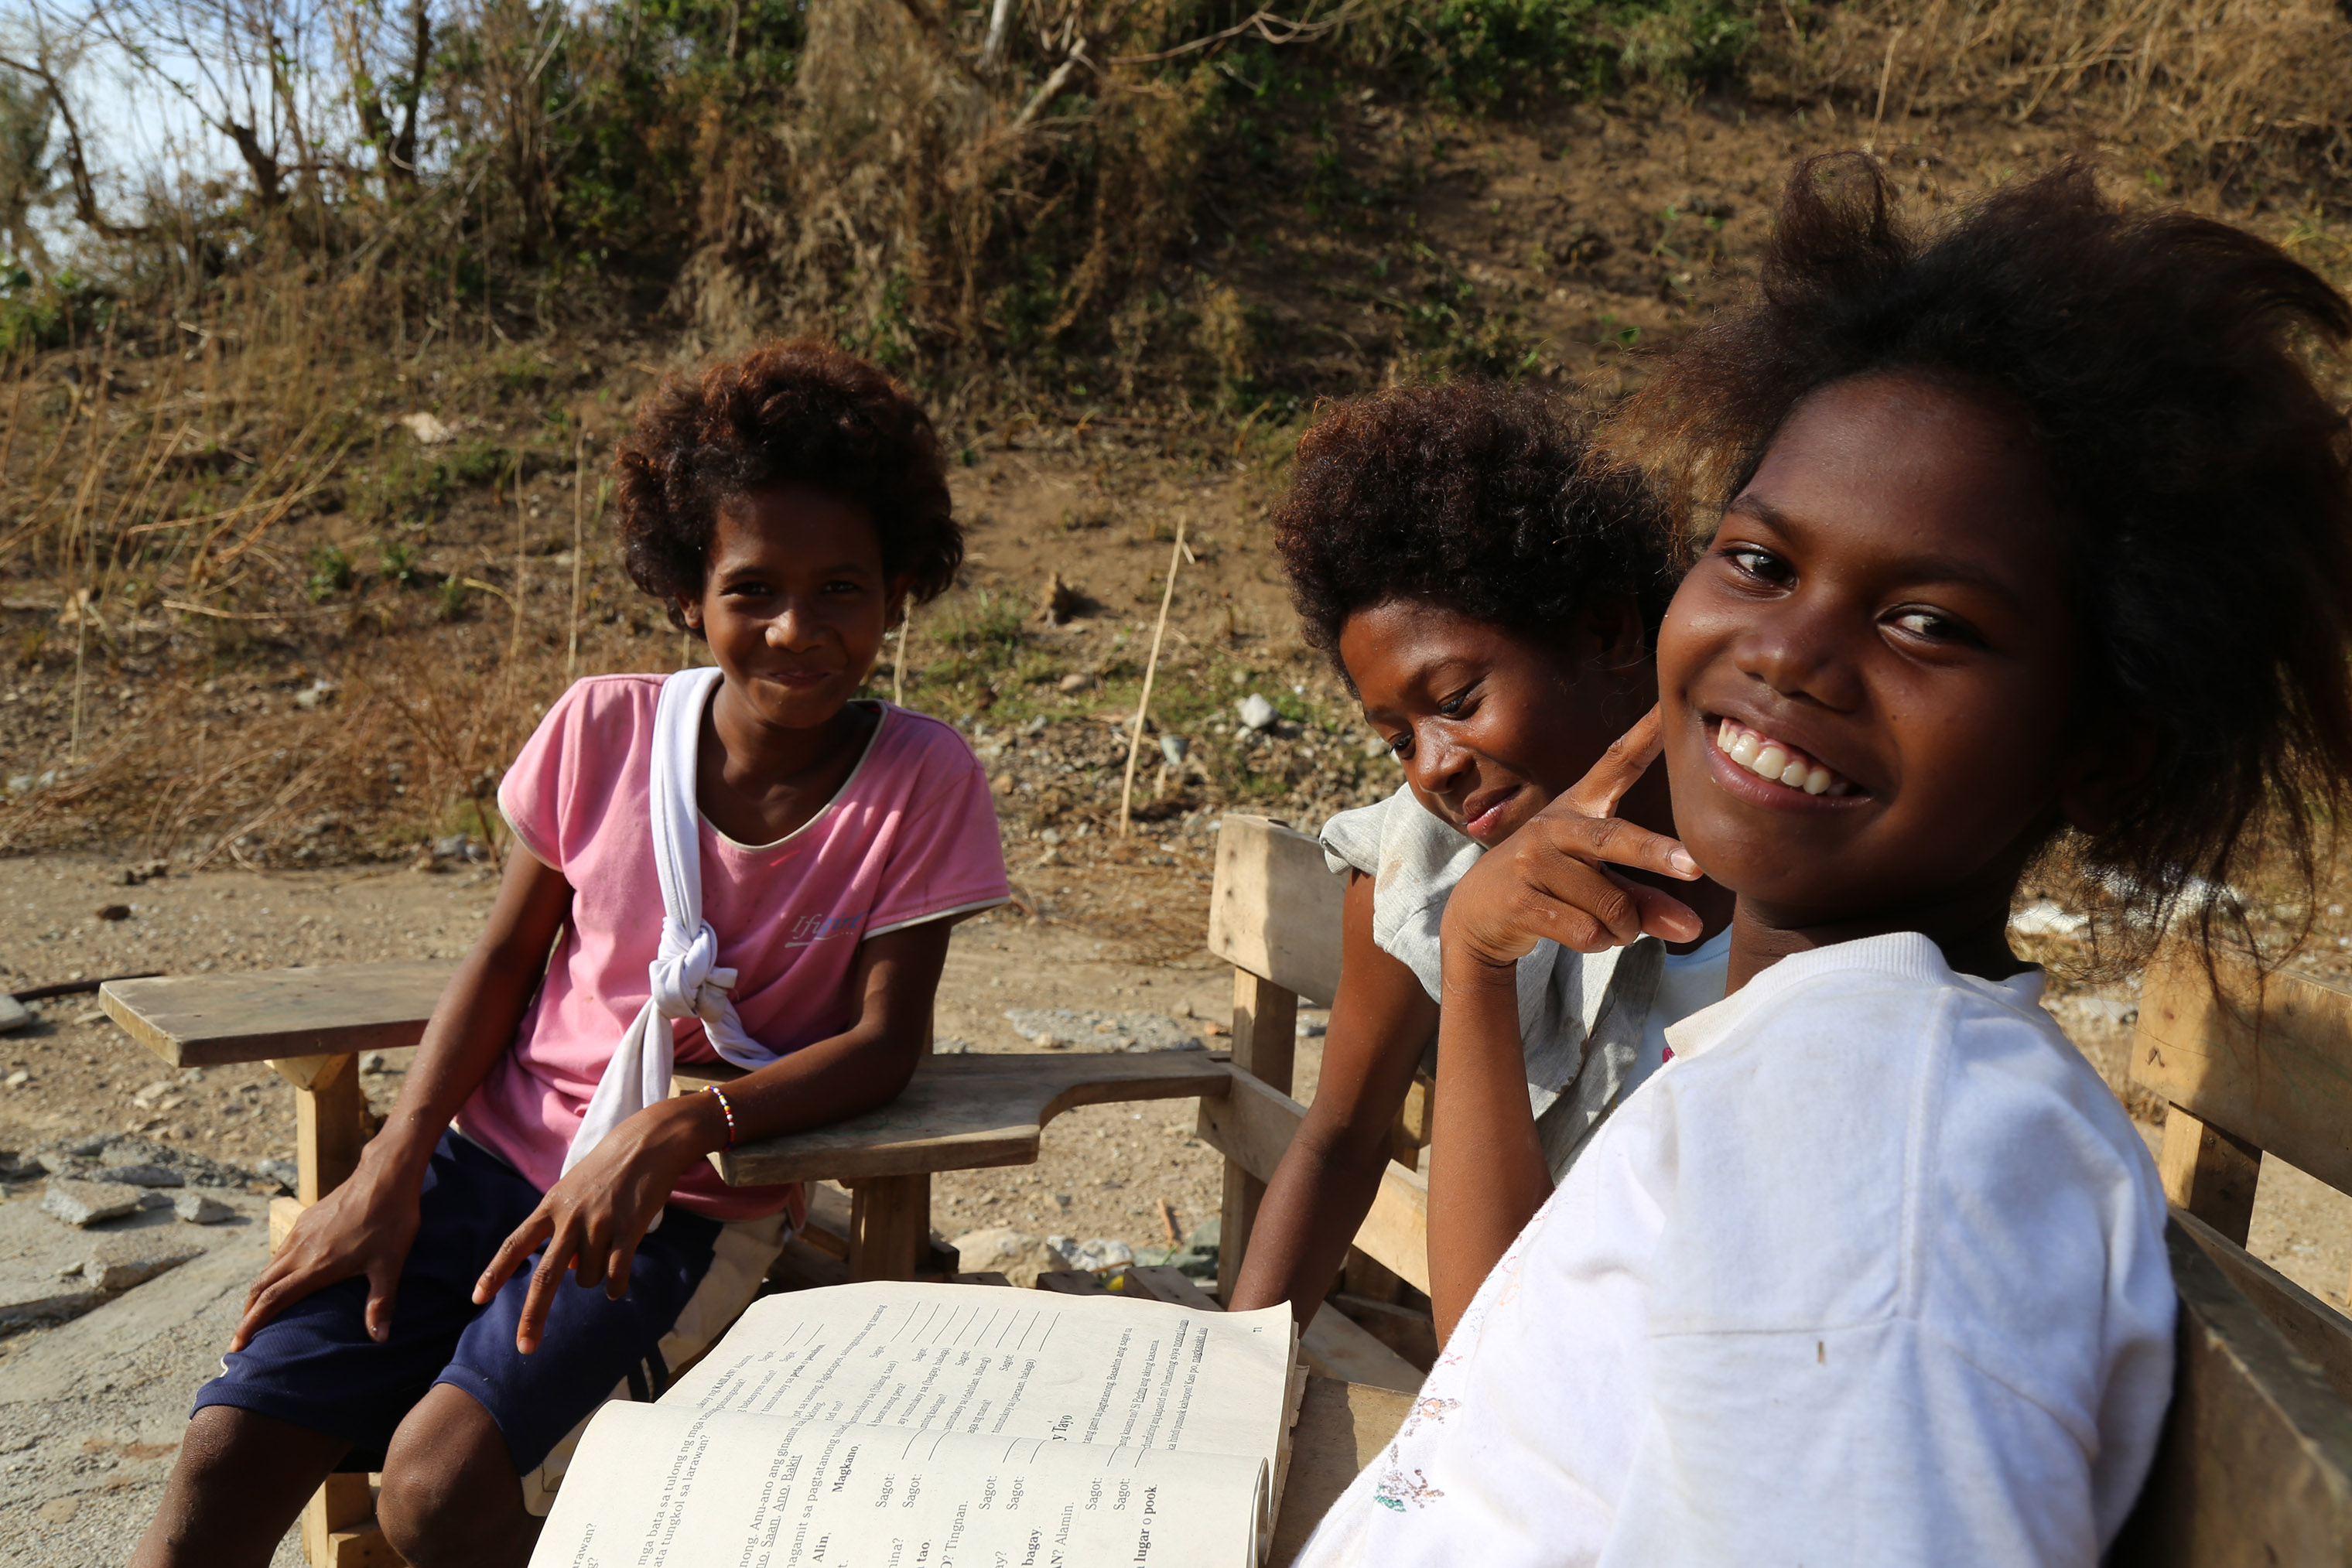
[{"left": 458, "top": 674, "right": 1012, "bottom": 1221}]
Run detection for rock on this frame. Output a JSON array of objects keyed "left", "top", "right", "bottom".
[
  {"left": 361, "top": 1050, "right": 388, "bottom": 1072},
  {"left": 399, "top": 410, "right": 456, "bottom": 445},
  {"left": 1158, "top": 733, "right": 1190, "bottom": 766},
  {"left": 1237, "top": 693, "right": 1277, "bottom": 731},
  {"left": 174, "top": 1191, "right": 234, "bottom": 1225},
  {"left": 950, "top": 1227, "right": 1061, "bottom": 1290},
  {"left": 257, "top": 1159, "right": 299, "bottom": 1190},
  {"left": 3, "top": 1069, "right": 28, "bottom": 1087},
  {"left": 42, "top": 1178, "right": 144, "bottom": 1228},
  {"left": 84, "top": 1232, "right": 203, "bottom": 1292},
  {"left": 105, "top": 1164, "right": 183, "bottom": 1188},
  {"left": 1057, "top": 672, "right": 1091, "bottom": 692},
  {"left": 0, "top": 995, "right": 29, "bottom": 1035},
  {"left": 96, "top": 903, "right": 131, "bottom": 921},
  {"left": 1047, "top": 1235, "right": 1135, "bottom": 1273}
]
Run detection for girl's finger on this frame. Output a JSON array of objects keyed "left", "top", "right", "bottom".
[
  {"left": 474, "top": 1211, "right": 556, "bottom": 1306},
  {"left": 605, "top": 1239, "right": 640, "bottom": 1302},
  {"left": 1540, "top": 811, "right": 1701, "bottom": 882},
  {"left": 1562, "top": 705, "right": 1665, "bottom": 822},
  {"left": 1611, "top": 872, "right": 1705, "bottom": 945},
  {"left": 515, "top": 1243, "right": 573, "bottom": 1355}
]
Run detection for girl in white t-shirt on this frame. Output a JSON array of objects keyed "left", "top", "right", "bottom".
[{"left": 1300, "top": 155, "right": 2352, "bottom": 1565}]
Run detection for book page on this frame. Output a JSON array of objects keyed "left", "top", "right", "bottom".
[
  {"left": 533, "top": 1400, "right": 1265, "bottom": 1568},
  {"left": 665, "top": 1283, "right": 1296, "bottom": 1466}
]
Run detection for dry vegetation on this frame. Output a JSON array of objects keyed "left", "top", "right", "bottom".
[{"left": 1, "top": 0, "right": 2350, "bottom": 941}]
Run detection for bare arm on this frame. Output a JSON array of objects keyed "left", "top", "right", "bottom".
[
  {"left": 1427, "top": 710, "right": 1704, "bottom": 1341},
  {"left": 232, "top": 844, "right": 576, "bottom": 1348},
  {"left": 1228, "top": 870, "right": 1439, "bottom": 1325},
  {"left": 474, "top": 914, "right": 957, "bottom": 1351}
]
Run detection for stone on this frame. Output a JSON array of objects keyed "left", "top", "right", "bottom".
[
  {"left": 84, "top": 1232, "right": 203, "bottom": 1292},
  {"left": 949, "top": 1227, "right": 1061, "bottom": 1290},
  {"left": 42, "top": 1179, "right": 144, "bottom": 1228},
  {"left": 1047, "top": 1235, "right": 1135, "bottom": 1273},
  {"left": 1057, "top": 672, "right": 1090, "bottom": 692},
  {"left": 1236, "top": 693, "right": 1277, "bottom": 731},
  {"left": 3, "top": 1069, "right": 27, "bottom": 1088},
  {"left": 173, "top": 1192, "right": 234, "bottom": 1225},
  {"left": 104, "top": 1164, "right": 183, "bottom": 1188},
  {"left": 256, "top": 1159, "right": 299, "bottom": 1190},
  {"left": 1158, "top": 733, "right": 1189, "bottom": 766},
  {"left": 97, "top": 903, "right": 131, "bottom": 921},
  {"left": 0, "top": 994, "right": 29, "bottom": 1034}
]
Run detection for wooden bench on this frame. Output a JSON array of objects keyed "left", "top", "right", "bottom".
[
  {"left": 1200, "top": 813, "right": 2352, "bottom": 1563},
  {"left": 97, "top": 965, "right": 1234, "bottom": 1566},
  {"left": 2119, "top": 945, "right": 2352, "bottom": 1559}
]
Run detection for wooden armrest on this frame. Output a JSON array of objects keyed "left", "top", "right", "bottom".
[
  {"left": 1198, "top": 1065, "right": 1431, "bottom": 1296},
  {"left": 696, "top": 1050, "right": 1230, "bottom": 1185},
  {"left": 98, "top": 962, "right": 454, "bottom": 1066}
]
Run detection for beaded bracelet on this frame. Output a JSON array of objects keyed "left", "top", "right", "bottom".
[{"left": 702, "top": 1084, "right": 739, "bottom": 1150}]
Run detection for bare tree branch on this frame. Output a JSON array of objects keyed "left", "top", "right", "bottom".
[{"left": 0, "top": 47, "right": 152, "bottom": 239}]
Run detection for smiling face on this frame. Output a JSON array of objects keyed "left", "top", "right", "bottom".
[
  {"left": 679, "top": 483, "right": 904, "bottom": 733},
  {"left": 1656, "top": 373, "right": 2099, "bottom": 936},
  {"left": 1338, "top": 596, "right": 1648, "bottom": 848}
]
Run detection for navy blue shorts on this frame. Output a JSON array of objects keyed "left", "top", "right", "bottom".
[{"left": 193, "top": 1132, "right": 721, "bottom": 1474}]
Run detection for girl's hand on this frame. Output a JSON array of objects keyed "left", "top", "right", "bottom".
[
  {"left": 1442, "top": 706, "right": 1706, "bottom": 974},
  {"left": 231, "top": 1158, "right": 426, "bottom": 1351},
  {"left": 471, "top": 1094, "right": 720, "bottom": 1354}
]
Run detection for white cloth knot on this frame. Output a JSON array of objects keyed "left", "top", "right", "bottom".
[{"left": 560, "top": 668, "right": 785, "bottom": 1179}]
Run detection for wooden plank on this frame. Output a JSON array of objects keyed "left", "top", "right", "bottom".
[
  {"left": 320, "top": 1522, "right": 404, "bottom": 1568},
  {"left": 1207, "top": 816, "right": 1344, "bottom": 1007},
  {"left": 2161, "top": 1108, "right": 2265, "bottom": 1249},
  {"left": 1123, "top": 1264, "right": 1224, "bottom": 1311},
  {"left": 1199, "top": 1067, "right": 1431, "bottom": 1296},
  {"left": 705, "top": 1051, "right": 1229, "bottom": 1186},
  {"left": 1301, "top": 1303, "right": 1424, "bottom": 1394},
  {"left": 1035, "top": 1269, "right": 1111, "bottom": 1295},
  {"left": 270, "top": 1196, "right": 303, "bottom": 1252},
  {"left": 1332, "top": 1292, "right": 1438, "bottom": 1371},
  {"left": 848, "top": 1173, "right": 932, "bottom": 1283},
  {"left": 2173, "top": 1207, "right": 2352, "bottom": 1409},
  {"left": 2111, "top": 1215, "right": 2352, "bottom": 1565},
  {"left": 99, "top": 962, "right": 453, "bottom": 1067},
  {"left": 2134, "top": 945, "right": 2352, "bottom": 1198},
  {"left": 1219, "top": 970, "right": 1297, "bottom": 1305},
  {"left": 1268, "top": 1377, "right": 1414, "bottom": 1568}
]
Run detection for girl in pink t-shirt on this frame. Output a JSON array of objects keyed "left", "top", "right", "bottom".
[{"left": 138, "top": 342, "right": 1009, "bottom": 1568}]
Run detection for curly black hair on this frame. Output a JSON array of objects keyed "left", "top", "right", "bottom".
[
  {"left": 1273, "top": 381, "right": 1673, "bottom": 686},
  {"left": 1612, "top": 155, "right": 2352, "bottom": 951},
  {"left": 614, "top": 340, "right": 960, "bottom": 634}
]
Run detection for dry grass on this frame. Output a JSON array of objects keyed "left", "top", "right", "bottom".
[{"left": 1759, "top": 0, "right": 2352, "bottom": 197}]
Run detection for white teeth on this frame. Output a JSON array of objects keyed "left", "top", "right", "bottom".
[{"left": 1714, "top": 719, "right": 1852, "bottom": 798}]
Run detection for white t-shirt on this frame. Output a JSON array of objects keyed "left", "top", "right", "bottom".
[
  {"left": 1296, "top": 931, "right": 2176, "bottom": 1567},
  {"left": 1617, "top": 925, "right": 1732, "bottom": 1105}
]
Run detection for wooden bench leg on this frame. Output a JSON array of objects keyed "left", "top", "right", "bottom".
[
  {"left": 1219, "top": 970, "right": 1297, "bottom": 1304},
  {"left": 268, "top": 1054, "right": 402, "bottom": 1566},
  {"left": 849, "top": 1174, "right": 932, "bottom": 1282},
  {"left": 2159, "top": 1106, "right": 2263, "bottom": 1247}
]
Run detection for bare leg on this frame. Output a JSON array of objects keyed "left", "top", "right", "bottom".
[
  {"left": 378, "top": 1383, "right": 543, "bottom": 1568},
  {"left": 130, "top": 1406, "right": 348, "bottom": 1568}
]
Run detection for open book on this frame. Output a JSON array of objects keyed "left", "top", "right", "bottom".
[{"left": 531, "top": 1281, "right": 1302, "bottom": 1568}]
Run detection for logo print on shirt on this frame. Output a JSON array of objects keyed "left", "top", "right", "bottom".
[{"left": 786, "top": 913, "right": 860, "bottom": 948}]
